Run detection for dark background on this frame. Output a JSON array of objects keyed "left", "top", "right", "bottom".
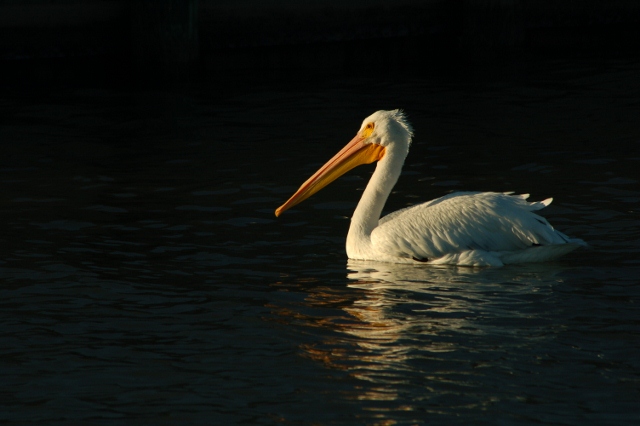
[
  {"left": 2, "top": 0, "right": 639, "bottom": 91},
  {"left": 2, "top": 3, "right": 640, "bottom": 424}
]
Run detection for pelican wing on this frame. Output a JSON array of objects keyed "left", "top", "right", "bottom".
[{"left": 372, "top": 192, "right": 573, "bottom": 260}]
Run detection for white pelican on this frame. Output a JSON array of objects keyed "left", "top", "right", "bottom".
[{"left": 275, "top": 110, "right": 585, "bottom": 266}]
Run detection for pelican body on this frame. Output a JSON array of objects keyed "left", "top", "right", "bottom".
[{"left": 276, "top": 110, "right": 584, "bottom": 266}]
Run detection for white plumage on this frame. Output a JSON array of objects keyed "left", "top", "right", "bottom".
[{"left": 276, "top": 110, "right": 585, "bottom": 266}]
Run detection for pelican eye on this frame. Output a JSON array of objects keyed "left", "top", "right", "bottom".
[{"left": 362, "top": 122, "right": 375, "bottom": 138}]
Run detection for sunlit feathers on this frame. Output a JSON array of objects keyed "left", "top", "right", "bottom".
[{"left": 276, "top": 110, "right": 584, "bottom": 266}]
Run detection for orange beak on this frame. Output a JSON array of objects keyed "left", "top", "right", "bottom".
[{"left": 275, "top": 133, "right": 385, "bottom": 217}]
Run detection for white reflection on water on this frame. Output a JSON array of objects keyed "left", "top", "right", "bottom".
[{"left": 284, "top": 259, "right": 577, "bottom": 419}]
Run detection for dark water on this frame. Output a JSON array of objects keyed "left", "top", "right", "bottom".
[{"left": 2, "top": 59, "right": 640, "bottom": 425}]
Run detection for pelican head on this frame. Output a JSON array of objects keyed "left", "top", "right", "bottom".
[
  {"left": 361, "top": 109, "right": 413, "bottom": 148},
  {"left": 275, "top": 109, "right": 413, "bottom": 217}
]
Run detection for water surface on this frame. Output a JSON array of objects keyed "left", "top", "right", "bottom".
[{"left": 1, "top": 59, "right": 639, "bottom": 424}]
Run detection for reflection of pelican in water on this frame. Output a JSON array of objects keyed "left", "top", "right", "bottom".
[
  {"left": 342, "top": 260, "right": 498, "bottom": 347},
  {"left": 285, "top": 260, "right": 567, "bottom": 409},
  {"left": 346, "top": 259, "right": 491, "bottom": 286},
  {"left": 344, "top": 260, "right": 567, "bottom": 330}
]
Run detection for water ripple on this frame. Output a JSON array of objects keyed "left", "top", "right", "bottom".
[{"left": 2, "top": 60, "right": 640, "bottom": 424}]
